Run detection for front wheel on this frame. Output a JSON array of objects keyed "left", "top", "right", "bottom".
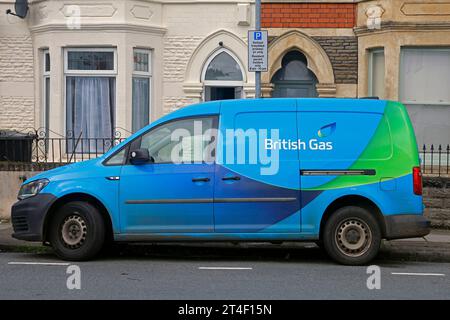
[
  {"left": 49, "top": 201, "right": 105, "bottom": 261},
  {"left": 323, "top": 206, "right": 381, "bottom": 265}
]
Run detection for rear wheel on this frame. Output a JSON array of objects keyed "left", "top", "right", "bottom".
[
  {"left": 49, "top": 201, "right": 105, "bottom": 261},
  {"left": 323, "top": 206, "right": 381, "bottom": 265}
]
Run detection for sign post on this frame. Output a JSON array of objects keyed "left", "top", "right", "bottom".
[
  {"left": 248, "top": 30, "right": 268, "bottom": 98},
  {"left": 249, "top": 0, "right": 267, "bottom": 99}
]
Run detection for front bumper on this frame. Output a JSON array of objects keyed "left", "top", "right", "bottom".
[
  {"left": 11, "top": 193, "right": 57, "bottom": 242},
  {"left": 384, "top": 214, "right": 430, "bottom": 240}
]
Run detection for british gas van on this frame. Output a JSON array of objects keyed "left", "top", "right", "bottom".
[{"left": 11, "top": 98, "right": 430, "bottom": 265}]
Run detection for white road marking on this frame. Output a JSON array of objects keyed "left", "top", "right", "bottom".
[
  {"left": 8, "top": 262, "right": 70, "bottom": 266},
  {"left": 391, "top": 272, "right": 445, "bottom": 277},
  {"left": 198, "top": 267, "right": 253, "bottom": 270}
]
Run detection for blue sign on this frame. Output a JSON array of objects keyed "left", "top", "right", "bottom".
[{"left": 254, "top": 31, "right": 262, "bottom": 41}]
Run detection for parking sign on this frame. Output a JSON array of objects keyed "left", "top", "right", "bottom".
[{"left": 248, "top": 30, "right": 268, "bottom": 72}]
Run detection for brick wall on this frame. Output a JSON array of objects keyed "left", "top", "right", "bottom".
[
  {"left": 312, "top": 36, "right": 358, "bottom": 84},
  {"left": 261, "top": 3, "right": 356, "bottom": 28},
  {"left": 423, "top": 177, "right": 450, "bottom": 229}
]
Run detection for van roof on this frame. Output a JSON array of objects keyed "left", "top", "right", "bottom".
[
  {"left": 161, "top": 98, "right": 388, "bottom": 123},
  {"left": 222, "top": 98, "right": 387, "bottom": 112}
]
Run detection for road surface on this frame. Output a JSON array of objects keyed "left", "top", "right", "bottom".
[{"left": 0, "top": 244, "right": 449, "bottom": 299}]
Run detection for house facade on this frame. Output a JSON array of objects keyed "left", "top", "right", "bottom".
[{"left": 0, "top": 0, "right": 449, "bottom": 152}]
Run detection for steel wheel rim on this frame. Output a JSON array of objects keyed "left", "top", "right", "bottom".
[
  {"left": 61, "top": 214, "right": 87, "bottom": 249},
  {"left": 335, "top": 218, "right": 372, "bottom": 257}
]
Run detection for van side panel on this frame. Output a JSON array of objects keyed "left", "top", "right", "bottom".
[
  {"left": 299, "top": 101, "right": 423, "bottom": 236},
  {"left": 214, "top": 99, "right": 301, "bottom": 233}
]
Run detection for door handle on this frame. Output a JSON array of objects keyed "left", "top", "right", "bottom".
[
  {"left": 222, "top": 176, "right": 240, "bottom": 181},
  {"left": 105, "top": 176, "right": 120, "bottom": 181},
  {"left": 192, "top": 177, "right": 210, "bottom": 182}
]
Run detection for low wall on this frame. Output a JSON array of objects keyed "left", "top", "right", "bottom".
[
  {"left": 423, "top": 177, "right": 450, "bottom": 229},
  {"left": 0, "top": 171, "right": 42, "bottom": 220},
  {"left": 1, "top": 171, "right": 449, "bottom": 229}
]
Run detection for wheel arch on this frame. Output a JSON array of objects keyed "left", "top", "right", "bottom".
[
  {"left": 43, "top": 193, "right": 114, "bottom": 244},
  {"left": 319, "top": 195, "right": 386, "bottom": 241}
]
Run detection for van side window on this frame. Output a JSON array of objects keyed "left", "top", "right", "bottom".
[
  {"left": 139, "top": 116, "right": 217, "bottom": 164},
  {"left": 104, "top": 147, "right": 127, "bottom": 165}
]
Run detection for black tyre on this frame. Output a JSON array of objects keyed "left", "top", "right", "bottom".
[
  {"left": 323, "top": 206, "right": 381, "bottom": 265},
  {"left": 49, "top": 201, "right": 105, "bottom": 261}
]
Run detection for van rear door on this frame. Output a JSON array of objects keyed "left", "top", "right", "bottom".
[{"left": 296, "top": 100, "right": 386, "bottom": 234}]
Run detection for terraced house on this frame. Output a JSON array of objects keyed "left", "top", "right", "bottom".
[{"left": 0, "top": 0, "right": 449, "bottom": 154}]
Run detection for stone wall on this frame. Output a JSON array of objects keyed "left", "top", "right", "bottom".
[
  {"left": 0, "top": 96, "right": 35, "bottom": 131},
  {"left": 163, "top": 36, "right": 203, "bottom": 83},
  {"left": 0, "top": 36, "right": 34, "bottom": 83},
  {"left": 0, "top": 34, "right": 35, "bottom": 131},
  {"left": 423, "top": 176, "right": 450, "bottom": 229},
  {"left": 0, "top": 170, "right": 42, "bottom": 219},
  {"left": 312, "top": 36, "right": 358, "bottom": 84}
]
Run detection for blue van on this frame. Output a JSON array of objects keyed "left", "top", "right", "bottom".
[{"left": 11, "top": 98, "right": 430, "bottom": 265}]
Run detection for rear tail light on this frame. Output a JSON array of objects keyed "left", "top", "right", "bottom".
[{"left": 413, "top": 166, "right": 422, "bottom": 195}]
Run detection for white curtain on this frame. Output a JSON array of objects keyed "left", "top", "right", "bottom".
[
  {"left": 66, "top": 77, "right": 115, "bottom": 153},
  {"left": 401, "top": 49, "right": 450, "bottom": 104}
]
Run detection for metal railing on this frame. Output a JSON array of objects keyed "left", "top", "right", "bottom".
[
  {"left": 0, "top": 128, "right": 129, "bottom": 170},
  {"left": 420, "top": 144, "right": 450, "bottom": 177}
]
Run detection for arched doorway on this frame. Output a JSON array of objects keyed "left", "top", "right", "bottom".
[
  {"left": 271, "top": 51, "right": 318, "bottom": 98},
  {"left": 202, "top": 49, "right": 244, "bottom": 101}
]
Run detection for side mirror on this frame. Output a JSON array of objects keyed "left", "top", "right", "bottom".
[{"left": 129, "top": 148, "right": 154, "bottom": 165}]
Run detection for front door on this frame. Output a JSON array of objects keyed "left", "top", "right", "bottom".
[
  {"left": 119, "top": 116, "right": 218, "bottom": 233},
  {"left": 213, "top": 99, "right": 301, "bottom": 233},
  {"left": 205, "top": 86, "right": 242, "bottom": 101}
]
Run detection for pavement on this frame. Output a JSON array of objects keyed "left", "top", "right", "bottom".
[{"left": 1, "top": 221, "right": 450, "bottom": 263}]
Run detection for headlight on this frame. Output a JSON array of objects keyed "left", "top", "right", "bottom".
[{"left": 18, "top": 179, "right": 49, "bottom": 200}]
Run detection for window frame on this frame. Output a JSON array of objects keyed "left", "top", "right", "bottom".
[
  {"left": 367, "top": 47, "right": 385, "bottom": 98},
  {"left": 201, "top": 48, "right": 245, "bottom": 101},
  {"left": 132, "top": 48, "right": 152, "bottom": 132},
  {"left": 63, "top": 47, "right": 118, "bottom": 155},
  {"left": 64, "top": 47, "right": 117, "bottom": 76},
  {"left": 399, "top": 46, "right": 450, "bottom": 106},
  {"left": 133, "top": 48, "right": 152, "bottom": 76},
  {"left": 42, "top": 49, "right": 50, "bottom": 133}
]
